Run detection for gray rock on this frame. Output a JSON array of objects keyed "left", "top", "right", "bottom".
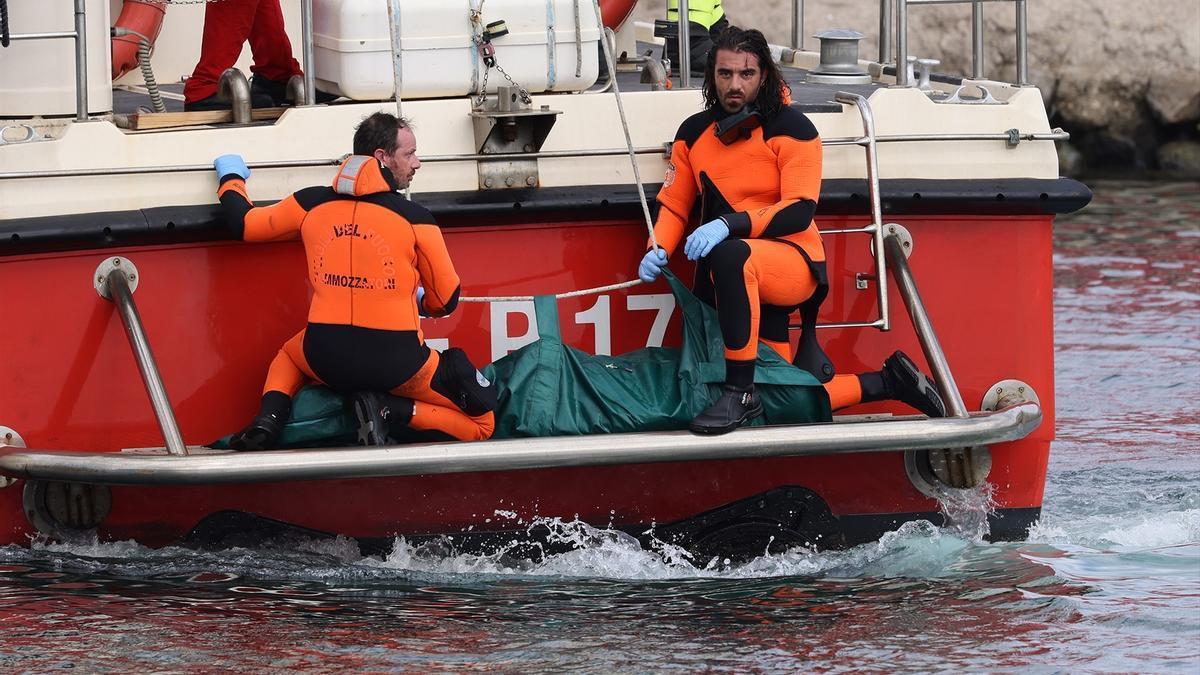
[
  {"left": 1057, "top": 141, "right": 1086, "bottom": 177},
  {"left": 1157, "top": 140, "right": 1200, "bottom": 177},
  {"left": 633, "top": 1, "right": 1199, "bottom": 130}
]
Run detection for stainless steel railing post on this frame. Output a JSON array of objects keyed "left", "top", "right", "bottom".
[
  {"left": 301, "top": 0, "right": 316, "bottom": 105},
  {"left": 73, "top": 0, "right": 88, "bottom": 121},
  {"left": 677, "top": 0, "right": 691, "bottom": 88},
  {"left": 1015, "top": 0, "right": 1028, "bottom": 85},
  {"left": 94, "top": 258, "right": 187, "bottom": 456},
  {"left": 835, "top": 91, "right": 890, "bottom": 331},
  {"left": 791, "top": 0, "right": 805, "bottom": 50},
  {"left": 895, "top": 0, "right": 909, "bottom": 86},
  {"left": 879, "top": 0, "right": 893, "bottom": 64},
  {"left": 882, "top": 236, "right": 969, "bottom": 418},
  {"left": 971, "top": 0, "right": 984, "bottom": 79}
]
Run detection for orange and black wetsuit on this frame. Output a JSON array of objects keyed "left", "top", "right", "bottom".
[
  {"left": 218, "top": 156, "right": 494, "bottom": 441},
  {"left": 653, "top": 105, "right": 868, "bottom": 409}
]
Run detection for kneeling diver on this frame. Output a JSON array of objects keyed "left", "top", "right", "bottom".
[{"left": 214, "top": 112, "right": 496, "bottom": 449}]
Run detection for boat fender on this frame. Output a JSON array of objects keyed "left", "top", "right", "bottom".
[
  {"left": 111, "top": 0, "right": 166, "bottom": 80},
  {"left": 598, "top": 0, "right": 637, "bottom": 30}
]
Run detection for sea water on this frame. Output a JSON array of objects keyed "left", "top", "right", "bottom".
[{"left": 1, "top": 180, "right": 1196, "bottom": 671}]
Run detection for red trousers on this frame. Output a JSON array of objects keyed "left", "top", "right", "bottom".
[{"left": 183, "top": 0, "right": 302, "bottom": 103}]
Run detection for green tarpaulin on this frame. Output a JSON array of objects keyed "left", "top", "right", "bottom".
[{"left": 213, "top": 271, "right": 831, "bottom": 447}]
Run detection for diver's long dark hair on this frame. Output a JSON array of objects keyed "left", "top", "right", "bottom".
[{"left": 702, "top": 26, "right": 789, "bottom": 120}]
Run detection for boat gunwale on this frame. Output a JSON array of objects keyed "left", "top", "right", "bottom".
[{"left": 0, "top": 402, "right": 1041, "bottom": 486}]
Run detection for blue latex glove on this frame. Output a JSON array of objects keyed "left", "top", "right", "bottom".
[
  {"left": 416, "top": 286, "right": 428, "bottom": 317},
  {"left": 683, "top": 218, "right": 730, "bottom": 261},
  {"left": 213, "top": 154, "right": 250, "bottom": 181},
  {"left": 638, "top": 249, "right": 669, "bottom": 283}
]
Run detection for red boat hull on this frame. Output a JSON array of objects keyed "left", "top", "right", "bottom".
[{"left": 0, "top": 212, "right": 1054, "bottom": 547}]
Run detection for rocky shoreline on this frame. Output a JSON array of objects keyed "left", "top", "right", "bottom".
[{"left": 631, "top": 0, "right": 1200, "bottom": 177}]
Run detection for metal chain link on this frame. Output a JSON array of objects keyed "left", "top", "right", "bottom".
[{"left": 469, "top": 0, "right": 532, "bottom": 107}]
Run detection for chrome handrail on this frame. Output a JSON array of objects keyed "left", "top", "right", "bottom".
[
  {"left": 791, "top": 0, "right": 806, "bottom": 50},
  {"left": 833, "top": 91, "right": 890, "bottom": 332},
  {"left": 0, "top": 403, "right": 1040, "bottom": 486},
  {"left": 884, "top": 234, "right": 968, "bottom": 417},
  {"left": 5, "top": 0, "right": 88, "bottom": 121},
  {"left": 95, "top": 258, "right": 187, "bottom": 456},
  {"left": 886, "top": 0, "right": 1029, "bottom": 86},
  {"left": 301, "top": 0, "right": 316, "bottom": 106},
  {"left": 677, "top": 0, "right": 691, "bottom": 88},
  {"left": 0, "top": 128, "right": 1067, "bottom": 181}
]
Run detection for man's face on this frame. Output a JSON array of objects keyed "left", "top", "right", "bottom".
[
  {"left": 713, "top": 49, "right": 764, "bottom": 114},
  {"left": 375, "top": 127, "right": 421, "bottom": 189}
]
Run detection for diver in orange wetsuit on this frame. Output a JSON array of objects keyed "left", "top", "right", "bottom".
[
  {"left": 213, "top": 113, "right": 495, "bottom": 450},
  {"left": 637, "top": 26, "right": 946, "bottom": 434}
]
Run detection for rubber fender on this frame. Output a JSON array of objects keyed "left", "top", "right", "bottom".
[
  {"left": 599, "top": 0, "right": 637, "bottom": 30},
  {"left": 111, "top": 0, "right": 166, "bottom": 80}
]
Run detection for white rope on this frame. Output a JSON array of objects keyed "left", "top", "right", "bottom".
[
  {"left": 456, "top": 3, "right": 662, "bottom": 305},
  {"left": 460, "top": 278, "right": 642, "bottom": 303},
  {"left": 591, "top": 1, "right": 660, "bottom": 255}
]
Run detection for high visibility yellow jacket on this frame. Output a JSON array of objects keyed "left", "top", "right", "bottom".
[{"left": 666, "top": 0, "right": 725, "bottom": 30}]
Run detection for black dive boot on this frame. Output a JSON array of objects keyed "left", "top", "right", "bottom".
[
  {"left": 230, "top": 391, "right": 291, "bottom": 451},
  {"left": 881, "top": 350, "right": 946, "bottom": 418},
  {"left": 352, "top": 391, "right": 394, "bottom": 446},
  {"left": 434, "top": 347, "right": 497, "bottom": 415}
]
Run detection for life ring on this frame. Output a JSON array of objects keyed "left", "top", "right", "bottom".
[
  {"left": 110, "top": 0, "right": 166, "bottom": 80},
  {"left": 599, "top": 0, "right": 637, "bottom": 30}
]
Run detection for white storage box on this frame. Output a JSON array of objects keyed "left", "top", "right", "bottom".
[{"left": 313, "top": 0, "right": 602, "bottom": 101}]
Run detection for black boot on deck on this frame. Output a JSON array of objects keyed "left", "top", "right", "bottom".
[
  {"left": 229, "top": 415, "right": 284, "bottom": 451},
  {"left": 690, "top": 385, "right": 763, "bottom": 435},
  {"left": 352, "top": 391, "right": 393, "bottom": 446},
  {"left": 230, "top": 391, "right": 291, "bottom": 451},
  {"left": 881, "top": 350, "right": 946, "bottom": 418}
]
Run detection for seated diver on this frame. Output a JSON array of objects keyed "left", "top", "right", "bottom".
[
  {"left": 638, "top": 26, "right": 946, "bottom": 434},
  {"left": 214, "top": 112, "right": 496, "bottom": 450}
]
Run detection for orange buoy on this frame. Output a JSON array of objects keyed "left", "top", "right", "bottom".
[{"left": 110, "top": 0, "right": 166, "bottom": 80}]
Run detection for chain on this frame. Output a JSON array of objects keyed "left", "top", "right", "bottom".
[
  {"left": 494, "top": 63, "right": 532, "bottom": 104},
  {"left": 469, "top": 0, "right": 532, "bottom": 107}
]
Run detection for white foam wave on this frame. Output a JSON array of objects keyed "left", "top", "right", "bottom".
[{"left": 1029, "top": 508, "right": 1200, "bottom": 550}]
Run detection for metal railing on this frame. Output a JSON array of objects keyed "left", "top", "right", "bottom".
[
  {"left": 6, "top": 0, "right": 88, "bottom": 122},
  {"left": 883, "top": 0, "right": 1029, "bottom": 86},
  {"left": 94, "top": 257, "right": 187, "bottom": 456}
]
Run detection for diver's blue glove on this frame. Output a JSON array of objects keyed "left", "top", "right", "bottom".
[
  {"left": 683, "top": 218, "right": 730, "bottom": 261},
  {"left": 638, "top": 249, "right": 669, "bottom": 283},
  {"left": 416, "top": 286, "right": 428, "bottom": 317},
  {"left": 213, "top": 154, "right": 250, "bottom": 181}
]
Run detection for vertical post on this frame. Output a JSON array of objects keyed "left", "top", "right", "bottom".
[
  {"left": 386, "top": 0, "right": 404, "bottom": 116},
  {"left": 96, "top": 261, "right": 188, "bottom": 456},
  {"left": 678, "top": 0, "right": 691, "bottom": 88},
  {"left": 1015, "top": 0, "right": 1028, "bottom": 85},
  {"left": 878, "top": 0, "right": 892, "bottom": 64},
  {"left": 971, "top": 0, "right": 984, "bottom": 79},
  {"left": 883, "top": 236, "right": 969, "bottom": 419},
  {"left": 301, "top": 0, "right": 316, "bottom": 105},
  {"left": 791, "top": 0, "right": 804, "bottom": 50},
  {"left": 895, "top": 0, "right": 908, "bottom": 86},
  {"left": 835, "top": 91, "right": 890, "bottom": 332},
  {"left": 73, "top": 0, "right": 88, "bottom": 121}
]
